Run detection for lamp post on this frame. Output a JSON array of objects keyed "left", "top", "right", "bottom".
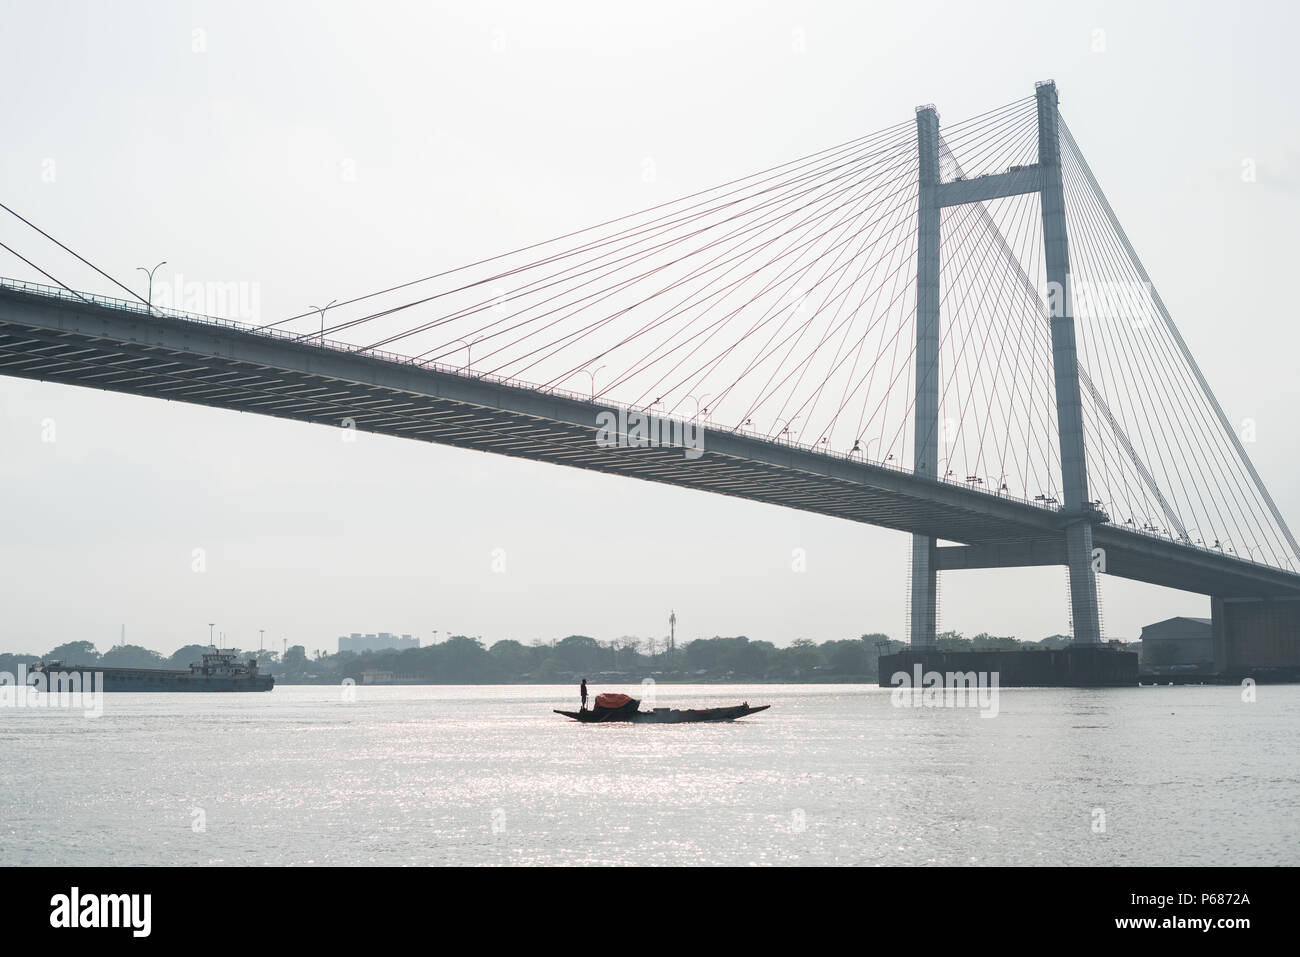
[
  {"left": 310, "top": 299, "right": 337, "bottom": 345},
  {"left": 574, "top": 364, "right": 605, "bottom": 400},
  {"left": 454, "top": 336, "right": 484, "bottom": 372},
  {"left": 773, "top": 416, "right": 800, "bottom": 443},
  {"left": 685, "top": 393, "right": 712, "bottom": 421},
  {"left": 137, "top": 261, "right": 167, "bottom": 314}
]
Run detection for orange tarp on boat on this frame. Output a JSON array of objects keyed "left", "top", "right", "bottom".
[{"left": 594, "top": 693, "right": 633, "bottom": 708}]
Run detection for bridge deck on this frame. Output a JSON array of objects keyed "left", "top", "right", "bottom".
[{"left": 2, "top": 284, "right": 1297, "bottom": 600}]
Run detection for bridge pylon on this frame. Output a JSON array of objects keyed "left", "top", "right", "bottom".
[
  {"left": 908, "top": 80, "right": 1102, "bottom": 646},
  {"left": 908, "top": 102, "right": 941, "bottom": 647}
]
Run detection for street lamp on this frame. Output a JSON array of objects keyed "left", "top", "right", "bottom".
[
  {"left": 574, "top": 364, "right": 606, "bottom": 401},
  {"left": 137, "top": 261, "right": 167, "bottom": 314},
  {"left": 685, "top": 393, "right": 712, "bottom": 421},
  {"left": 453, "top": 336, "right": 484, "bottom": 372},
  {"left": 310, "top": 299, "right": 337, "bottom": 345}
]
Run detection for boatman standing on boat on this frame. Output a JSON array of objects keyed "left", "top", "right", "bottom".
[{"left": 580, "top": 678, "right": 588, "bottom": 711}]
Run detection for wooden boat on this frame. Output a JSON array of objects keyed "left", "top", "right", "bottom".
[{"left": 554, "top": 696, "right": 770, "bottom": 724}]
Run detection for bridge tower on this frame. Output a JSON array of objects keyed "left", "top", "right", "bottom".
[
  {"left": 908, "top": 103, "right": 941, "bottom": 647},
  {"left": 908, "top": 80, "right": 1102, "bottom": 646}
]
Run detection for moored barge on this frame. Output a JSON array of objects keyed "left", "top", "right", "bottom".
[{"left": 31, "top": 648, "right": 274, "bottom": 692}]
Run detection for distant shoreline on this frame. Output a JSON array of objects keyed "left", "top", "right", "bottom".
[{"left": 276, "top": 674, "right": 880, "bottom": 686}]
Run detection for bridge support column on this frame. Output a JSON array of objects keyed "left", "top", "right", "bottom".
[
  {"left": 1065, "top": 521, "right": 1101, "bottom": 642},
  {"left": 910, "top": 536, "right": 937, "bottom": 645},
  {"left": 1211, "top": 597, "right": 1300, "bottom": 679},
  {"left": 909, "top": 104, "right": 941, "bottom": 647},
  {"left": 1037, "top": 80, "right": 1102, "bottom": 643}
]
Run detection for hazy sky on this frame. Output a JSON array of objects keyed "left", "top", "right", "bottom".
[{"left": 1, "top": 0, "right": 1297, "bottom": 657}]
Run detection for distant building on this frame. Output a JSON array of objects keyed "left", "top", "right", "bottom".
[
  {"left": 1139, "top": 617, "right": 1213, "bottom": 673},
  {"left": 338, "top": 632, "right": 420, "bottom": 654}
]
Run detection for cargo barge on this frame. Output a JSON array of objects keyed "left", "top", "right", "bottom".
[{"left": 31, "top": 648, "right": 274, "bottom": 692}]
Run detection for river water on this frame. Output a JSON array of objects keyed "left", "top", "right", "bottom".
[{"left": 1, "top": 683, "right": 1296, "bottom": 866}]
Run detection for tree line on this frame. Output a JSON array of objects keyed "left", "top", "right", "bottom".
[{"left": 0, "top": 630, "right": 1109, "bottom": 684}]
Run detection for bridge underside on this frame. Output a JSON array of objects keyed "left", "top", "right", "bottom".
[
  {"left": 934, "top": 534, "right": 1293, "bottom": 599},
  {"left": 2, "top": 287, "right": 1298, "bottom": 602}
]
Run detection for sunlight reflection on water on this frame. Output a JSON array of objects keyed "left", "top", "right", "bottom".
[{"left": 2, "top": 683, "right": 1297, "bottom": 865}]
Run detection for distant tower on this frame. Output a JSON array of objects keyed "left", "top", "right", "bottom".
[{"left": 669, "top": 610, "right": 676, "bottom": 654}]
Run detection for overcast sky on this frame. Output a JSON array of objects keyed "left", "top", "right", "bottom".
[{"left": 1, "top": 0, "right": 1297, "bottom": 657}]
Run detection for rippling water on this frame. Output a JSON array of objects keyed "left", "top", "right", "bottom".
[{"left": 2, "top": 683, "right": 1296, "bottom": 866}]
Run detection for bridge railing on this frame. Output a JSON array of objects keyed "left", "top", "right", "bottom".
[{"left": 1, "top": 274, "right": 1282, "bottom": 569}]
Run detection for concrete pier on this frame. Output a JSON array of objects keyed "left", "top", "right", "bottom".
[
  {"left": 1211, "top": 596, "right": 1300, "bottom": 681},
  {"left": 878, "top": 646, "right": 1138, "bottom": 688}
]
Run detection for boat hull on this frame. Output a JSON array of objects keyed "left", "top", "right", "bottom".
[
  {"left": 554, "top": 704, "right": 769, "bottom": 723},
  {"left": 32, "top": 664, "right": 275, "bottom": 692},
  {"left": 95, "top": 674, "right": 275, "bottom": 692}
]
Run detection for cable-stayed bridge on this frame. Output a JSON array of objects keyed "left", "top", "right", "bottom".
[{"left": 2, "top": 81, "right": 1297, "bottom": 667}]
